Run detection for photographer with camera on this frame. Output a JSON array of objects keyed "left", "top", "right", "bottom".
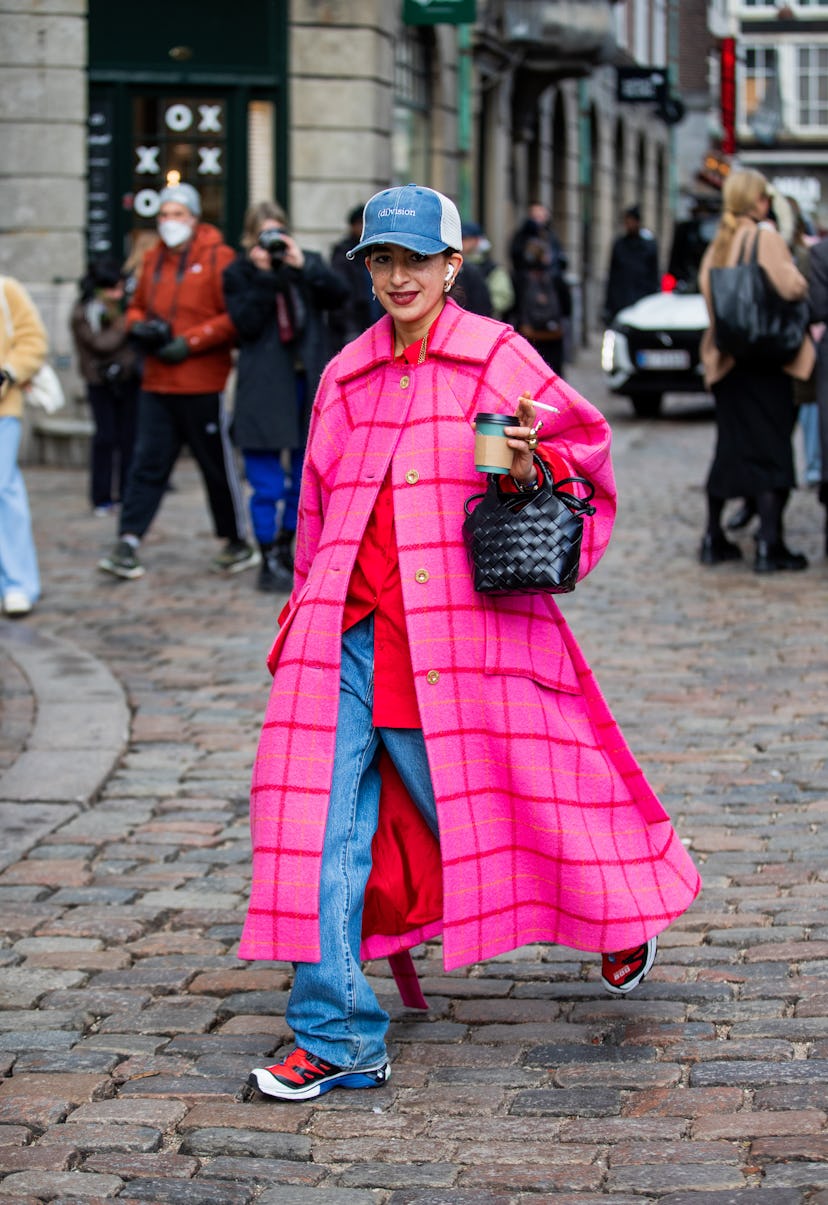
[
  {"left": 71, "top": 259, "right": 139, "bottom": 517},
  {"left": 222, "top": 201, "right": 347, "bottom": 592},
  {"left": 99, "top": 182, "right": 255, "bottom": 581}
]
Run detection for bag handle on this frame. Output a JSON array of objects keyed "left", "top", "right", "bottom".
[
  {"left": 735, "top": 227, "right": 762, "bottom": 269},
  {"left": 464, "top": 457, "right": 596, "bottom": 517}
]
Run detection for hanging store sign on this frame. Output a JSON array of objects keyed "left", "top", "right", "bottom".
[
  {"left": 617, "top": 66, "right": 668, "bottom": 105},
  {"left": 403, "top": 0, "right": 476, "bottom": 24},
  {"left": 720, "top": 37, "right": 736, "bottom": 155}
]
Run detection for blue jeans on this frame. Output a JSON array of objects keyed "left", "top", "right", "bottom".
[
  {"left": 0, "top": 418, "right": 40, "bottom": 601},
  {"left": 286, "top": 614, "right": 439, "bottom": 1069},
  {"left": 799, "top": 401, "right": 822, "bottom": 484}
]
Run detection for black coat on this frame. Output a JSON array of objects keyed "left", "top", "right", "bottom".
[
  {"left": 604, "top": 233, "right": 660, "bottom": 321},
  {"left": 453, "top": 262, "right": 492, "bottom": 317},
  {"left": 328, "top": 235, "right": 383, "bottom": 351},
  {"left": 806, "top": 236, "right": 828, "bottom": 499},
  {"left": 223, "top": 251, "right": 347, "bottom": 450}
]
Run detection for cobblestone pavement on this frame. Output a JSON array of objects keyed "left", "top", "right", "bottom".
[{"left": 0, "top": 353, "right": 827, "bottom": 1204}]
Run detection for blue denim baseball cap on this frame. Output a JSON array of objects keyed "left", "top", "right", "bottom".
[{"left": 346, "top": 183, "right": 462, "bottom": 259}]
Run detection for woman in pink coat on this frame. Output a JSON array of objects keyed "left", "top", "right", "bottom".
[{"left": 243, "top": 185, "right": 701, "bottom": 1103}]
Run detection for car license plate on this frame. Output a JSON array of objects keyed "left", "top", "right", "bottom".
[{"left": 635, "top": 349, "right": 691, "bottom": 369}]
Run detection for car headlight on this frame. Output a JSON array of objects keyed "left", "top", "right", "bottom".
[{"left": 601, "top": 329, "right": 617, "bottom": 373}]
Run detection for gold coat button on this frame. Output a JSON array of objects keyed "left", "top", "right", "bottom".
[
  {"left": 400, "top": 375, "right": 410, "bottom": 388},
  {"left": 426, "top": 670, "right": 440, "bottom": 685},
  {"left": 415, "top": 569, "right": 429, "bottom": 584},
  {"left": 405, "top": 469, "right": 419, "bottom": 484}
]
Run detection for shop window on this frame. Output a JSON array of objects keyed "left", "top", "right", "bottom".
[
  {"left": 130, "top": 95, "right": 227, "bottom": 230},
  {"left": 741, "top": 45, "right": 778, "bottom": 120},
  {"left": 796, "top": 45, "right": 828, "bottom": 127},
  {"left": 248, "top": 101, "right": 276, "bottom": 205}
]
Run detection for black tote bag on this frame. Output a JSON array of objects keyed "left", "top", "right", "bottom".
[
  {"left": 709, "top": 229, "right": 809, "bottom": 367},
  {"left": 462, "top": 458, "right": 596, "bottom": 595}
]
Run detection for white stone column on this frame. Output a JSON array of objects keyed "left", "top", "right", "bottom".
[
  {"left": 0, "top": 1, "right": 87, "bottom": 331},
  {"left": 288, "top": 0, "right": 394, "bottom": 254},
  {"left": 0, "top": 0, "right": 88, "bottom": 457}
]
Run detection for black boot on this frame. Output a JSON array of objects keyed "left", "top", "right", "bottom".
[
  {"left": 726, "top": 498, "right": 757, "bottom": 531},
  {"left": 754, "top": 540, "right": 809, "bottom": 573},
  {"left": 699, "top": 532, "right": 742, "bottom": 565},
  {"left": 275, "top": 528, "right": 295, "bottom": 571},
  {"left": 256, "top": 543, "right": 294, "bottom": 593}
]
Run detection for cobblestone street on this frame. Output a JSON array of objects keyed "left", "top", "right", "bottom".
[{"left": 1, "top": 354, "right": 827, "bottom": 1204}]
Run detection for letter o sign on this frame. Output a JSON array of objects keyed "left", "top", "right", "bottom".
[
  {"left": 165, "top": 104, "right": 193, "bottom": 132},
  {"left": 134, "top": 188, "right": 161, "bottom": 218}
]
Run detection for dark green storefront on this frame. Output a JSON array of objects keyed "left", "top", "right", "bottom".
[{"left": 87, "top": 0, "right": 288, "bottom": 263}]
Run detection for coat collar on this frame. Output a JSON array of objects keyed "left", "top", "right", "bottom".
[{"left": 333, "top": 298, "right": 505, "bottom": 384}]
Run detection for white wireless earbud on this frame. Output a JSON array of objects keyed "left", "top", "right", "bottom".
[{"left": 444, "top": 265, "right": 455, "bottom": 282}]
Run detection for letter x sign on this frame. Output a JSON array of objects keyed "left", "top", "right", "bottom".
[
  {"left": 136, "top": 145, "right": 160, "bottom": 174},
  {"left": 198, "top": 147, "right": 222, "bottom": 175}
]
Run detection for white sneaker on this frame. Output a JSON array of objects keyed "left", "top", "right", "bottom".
[{"left": 3, "top": 589, "right": 32, "bottom": 617}]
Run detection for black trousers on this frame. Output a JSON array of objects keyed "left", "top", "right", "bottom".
[
  {"left": 119, "top": 391, "right": 246, "bottom": 542},
  {"left": 87, "top": 380, "right": 138, "bottom": 508}
]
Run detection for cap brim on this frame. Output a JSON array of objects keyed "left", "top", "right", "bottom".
[{"left": 346, "top": 232, "right": 451, "bottom": 260}]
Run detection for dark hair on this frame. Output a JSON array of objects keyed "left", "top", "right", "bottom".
[
  {"left": 80, "top": 257, "right": 123, "bottom": 299},
  {"left": 347, "top": 204, "right": 365, "bottom": 226}
]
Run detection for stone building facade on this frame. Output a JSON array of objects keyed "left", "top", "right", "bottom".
[{"left": 0, "top": 0, "right": 680, "bottom": 459}]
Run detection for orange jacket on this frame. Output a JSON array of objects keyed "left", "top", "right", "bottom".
[{"left": 126, "top": 223, "right": 236, "bottom": 394}]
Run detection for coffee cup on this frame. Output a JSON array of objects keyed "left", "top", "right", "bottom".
[{"left": 474, "top": 412, "right": 519, "bottom": 474}]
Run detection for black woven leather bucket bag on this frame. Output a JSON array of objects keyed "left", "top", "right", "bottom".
[{"left": 462, "top": 458, "right": 596, "bottom": 595}]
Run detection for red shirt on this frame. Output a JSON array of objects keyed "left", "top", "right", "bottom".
[
  {"left": 342, "top": 334, "right": 571, "bottom": 728},
  {"left": 343, "top": 339, "right": 422, "bottom": 727}
]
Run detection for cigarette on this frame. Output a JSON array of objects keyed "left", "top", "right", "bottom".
[{"left": 520, "top": 398, "right": 560, "bottom": 413}]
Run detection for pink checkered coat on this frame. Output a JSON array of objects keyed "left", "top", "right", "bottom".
[{"left": 239, "top": 300, "right": 700, "bottom": 972}]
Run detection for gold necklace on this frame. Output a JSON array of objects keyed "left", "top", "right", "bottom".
[{"left": 394, "top": 331, "right": 428, "bottom": 362}]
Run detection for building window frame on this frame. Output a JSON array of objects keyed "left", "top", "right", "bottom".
[
  {"left": 738, "top": 41, "right": 780, "bottom": 135},
  {"left": 738, "top": 1, "right": 828, "bottom": 8},
  {"left": 393, "top": 27, "right": 433, "bottom": 186},
  {"left": 793, "top": 43, "right": 828, "bottom": 129}
]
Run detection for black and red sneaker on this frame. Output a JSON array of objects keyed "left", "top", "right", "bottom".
[
  {"left": 248, "top": 1047, "right": 390, "bottom": 1102},
  {"left": 601, "top": 936, "right": 658, "bottom": 996}
]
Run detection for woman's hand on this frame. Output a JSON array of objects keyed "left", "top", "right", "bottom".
[{"left": 505, "top": 391, "right": 539, "bottom": 484}]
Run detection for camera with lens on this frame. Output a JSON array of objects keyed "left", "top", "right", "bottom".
[
  {"left": 258, "top": 228, "right": 288, "bottom": 267},
  {"left": 129, "top": 317, "right": 172, "bottom": 350}
]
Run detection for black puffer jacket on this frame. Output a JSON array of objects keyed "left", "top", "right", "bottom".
[{"left": 223, "top": 251, "right": 347, "bottom": 450}]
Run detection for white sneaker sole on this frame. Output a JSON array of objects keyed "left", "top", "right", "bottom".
[
  {"left": 3, "top": 597, "right": 32, "bottom": 616},
  {"left": 602, "top": 936, "right": 658, "bottom": 996},
  {"left": 97, "top": 558, "right": 145, "bottom": 580},
  {"left": 248, "top": 1061, "right": 390, "bottom": 1102},
  {"left": 211, "top": 550, "right": 262, "bottom": 575}
]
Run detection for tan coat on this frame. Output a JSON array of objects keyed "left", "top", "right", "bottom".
[
  {"left": 0, "top": 277, "right": 48, "bottom": 419},
  {"left": 699, "top": 218, "right": 814, "bottom": 388}
]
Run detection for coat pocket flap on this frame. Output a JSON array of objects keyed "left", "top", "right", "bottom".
[{"left": 483, "top": 597, "right": 580, "bottom": 694}]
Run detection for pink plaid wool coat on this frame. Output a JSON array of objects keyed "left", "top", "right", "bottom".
[{"left": 239, "top": 300, "right": 701, "bottom": 972}]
